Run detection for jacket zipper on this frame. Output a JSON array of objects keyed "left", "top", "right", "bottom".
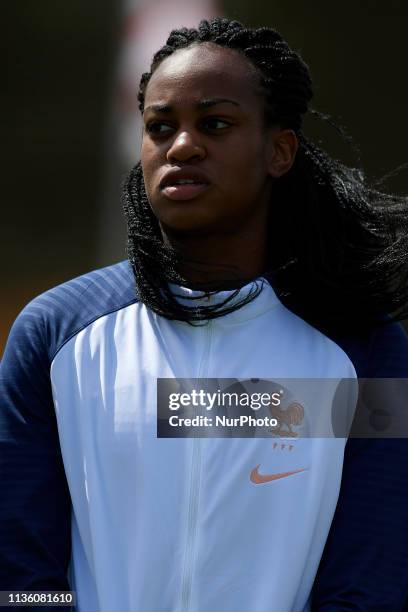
[{"left": 180, "top": 321, "right": 213, "bottom": 611}]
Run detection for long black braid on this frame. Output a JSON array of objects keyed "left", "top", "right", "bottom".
[{"left": 122, "top": 17, "right": 408, "bottom": 331}]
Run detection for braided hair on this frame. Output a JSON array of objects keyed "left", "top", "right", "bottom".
[{"left": 122, "top": 17, "right": 408, "bottom": 331}]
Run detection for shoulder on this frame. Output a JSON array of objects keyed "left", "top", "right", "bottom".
[
  {"left": 262, "top": 276, "right": 358, "bottom": 378},
  {"left": 275, "top": 301, "right": 359, "bottom": 378},
  {"left": 327, "top": 320, "right": 408, "bottom": 377},
  {"left": 2, "top": 260, "right": 138, "bottom": 367}
]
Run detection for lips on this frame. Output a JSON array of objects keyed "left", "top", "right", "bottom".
[{"left": 159, "top": 168, "right": 211, "bottom": 201}]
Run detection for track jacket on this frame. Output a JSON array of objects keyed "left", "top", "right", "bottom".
[{"left": 1, "top": 260, "right": 408, "bottom": 611}]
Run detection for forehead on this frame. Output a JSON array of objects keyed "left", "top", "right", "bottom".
[{"left": 144, "top": 43, "right": 262, "bottom": 109}]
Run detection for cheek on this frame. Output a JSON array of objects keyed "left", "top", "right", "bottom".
[
  {"left": 140, "top": 147, "right": 157, "bottom": 197},
  {"left": 220, "top": 150, "right": 268, "bottom": 197},
  {"left": 140, "top": 140, "right": 151, "bottom": 170},
  {"left": 219, "top": 134, "right": 267, "bottom": 173}
]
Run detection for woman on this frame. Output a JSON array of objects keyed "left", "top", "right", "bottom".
[{"left": 1, "top": 17, "right": 408, "bottom": 611}]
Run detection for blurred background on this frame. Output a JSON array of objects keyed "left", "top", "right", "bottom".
[{"left": 3, "top": 0, "right": 408, "bottom": 353}]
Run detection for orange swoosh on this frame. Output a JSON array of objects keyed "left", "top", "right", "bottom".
[{"left": 250, "top": 465, "right": 307, "bottom": 484}]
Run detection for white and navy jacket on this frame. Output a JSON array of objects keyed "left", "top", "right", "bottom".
[{"left": 1, "top": 260, "right": 408, "bottom": 611}]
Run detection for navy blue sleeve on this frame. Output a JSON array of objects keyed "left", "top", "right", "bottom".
[
  {"left": 0, "top": 303, "right": 73, "bottom": 610},
  {"left": 0, "top": 262, "right": 137, "bottom": 611},
  {"left": 311, "top": 322, "right": 408, "bottom": 611}
]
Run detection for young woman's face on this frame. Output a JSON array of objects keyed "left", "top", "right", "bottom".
[{"left": 141, "top": 43, "right": 279, "bottom": 236}]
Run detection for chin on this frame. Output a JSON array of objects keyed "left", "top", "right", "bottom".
[
  {"left": 158, "top": 213, "right": 220, "bottom": 237},
  {"left": 151, "top": 200, "right": 218, "bottom": 235}
]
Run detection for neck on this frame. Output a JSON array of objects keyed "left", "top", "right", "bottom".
[{"left": 160, "top": 219, "right": 268, "bottom": 291}]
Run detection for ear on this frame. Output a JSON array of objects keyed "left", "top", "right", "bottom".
[{"left": 267, "top": 128, "right": 299, "bottom": 178}]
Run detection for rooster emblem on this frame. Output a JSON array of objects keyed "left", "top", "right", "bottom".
[{"left": 269, "top": 401, "right": 304, "bottom": 437}]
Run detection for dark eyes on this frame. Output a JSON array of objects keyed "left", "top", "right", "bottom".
[
  {"left": 144, "top": 117, "right": 231, "bottom": 136},
  {"left": 201, "top": 117, "right": 232, "bottom": 131},
  {"left": 144, "top": 122, "right": 173, "bottom": 135}
]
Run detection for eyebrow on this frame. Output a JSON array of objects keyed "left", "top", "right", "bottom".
[{"left": 143, "top": 98, "right": 240, "bottom": 114}]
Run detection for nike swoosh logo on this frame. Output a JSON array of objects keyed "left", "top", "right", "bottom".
[{"left": 250, "top": 465, "right": 308, "bottom": 484}]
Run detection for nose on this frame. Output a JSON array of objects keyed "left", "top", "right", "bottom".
[{"left": 166, "top": 130, "right": 206, "bottom": 164}]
